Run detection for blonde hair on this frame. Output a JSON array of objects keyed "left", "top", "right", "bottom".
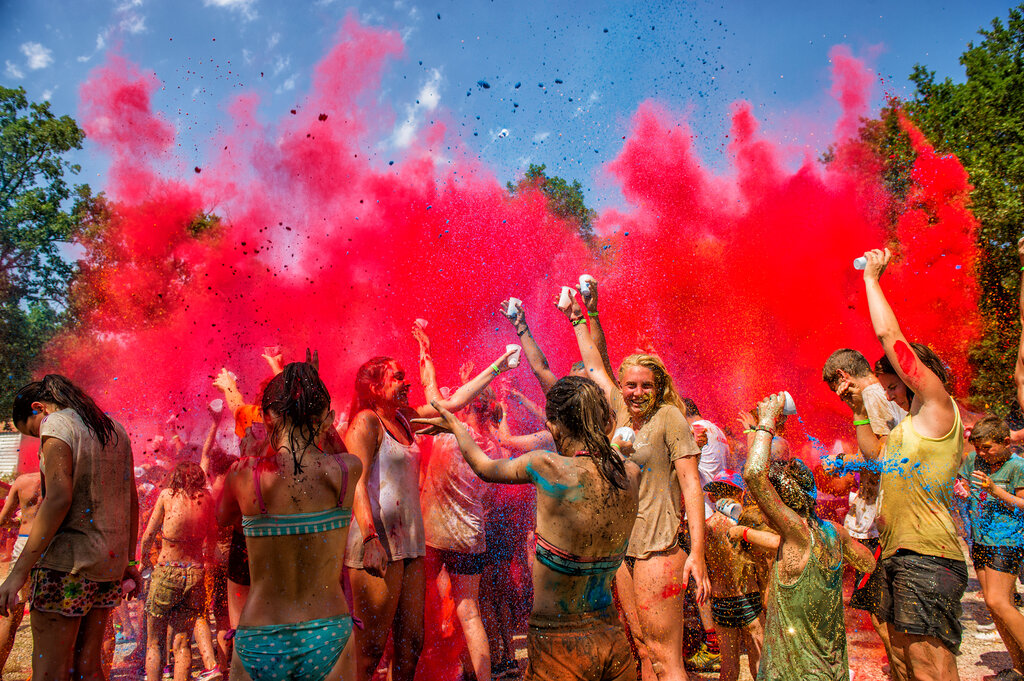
[{"left": 617, "top": 354, "right": 687, "bottom": 414}]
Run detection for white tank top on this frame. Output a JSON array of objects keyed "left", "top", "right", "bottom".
[{"left": 345, "top": 412, "right": 425, "bottom": 567}]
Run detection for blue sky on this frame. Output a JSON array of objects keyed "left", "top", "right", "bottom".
[{"left": 1, "top": 0, "right": 1017, "bottom": 208}]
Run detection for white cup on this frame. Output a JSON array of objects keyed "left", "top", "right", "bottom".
[
  {"left": 415, "top": 318, "right": 428, "bottom": 329},
  {"left": 613, "top": 426, "right": 636, "bottom": 444},
  {"left": 579, "top": 274, "right": 595, "bottom": 295},
  {"left": 853, "top": 257, "right": 867, "bottom": 270},
  {"left": 781, "top": 391, "right": 797, "bottom": 415},
  {"left": 506, "top": 344, "right": 522, "bottom": 369},
  {"left": 505, "top": 297, "right": 522, "bottom": 319},
  {"left": 558, "top": 287, "right": 574, "bottom": 310}
]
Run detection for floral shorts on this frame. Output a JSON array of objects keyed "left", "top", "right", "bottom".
[{"left": 30, "top": 568, "right": 121, "bottom": 617}]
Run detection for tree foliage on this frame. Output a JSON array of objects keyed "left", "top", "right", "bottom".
[
  {"left": 0, "top": 86, "right": 87, "bottom": 419},
  {"left": 902, "top": 5, "right": 1024, "bottom": 412},
  {"left": 507, "top": 163, "right": 597, "bottom": 244}
]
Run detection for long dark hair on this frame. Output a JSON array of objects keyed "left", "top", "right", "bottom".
[
  {"left": 349, "top": 356, "right": 394, "bottom": 418},
  {"left": 545, "top": 376, "right": 628, "bottom": 491},
  {"left": 261, "top": 362, "right": 332, "bottom": 474},
  {"left": 13, "top": 374, "right": 117, "bottom": 447}
]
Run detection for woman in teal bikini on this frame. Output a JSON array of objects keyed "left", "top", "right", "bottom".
[
  {"left": 414, "top": 375, "right": 641, "bottom": 681},
  {"left": 218, "top": 362, "right": 361, "bottom": 681}
]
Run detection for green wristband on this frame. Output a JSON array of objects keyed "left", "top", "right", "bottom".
[
  {"left": 853, "top": 419, "right": 871, "bottom": 426},
  {"left": 490, "top": 363, "right": 501, "bottom": 376}
]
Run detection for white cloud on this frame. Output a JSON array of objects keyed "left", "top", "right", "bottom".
[
  {"left": 203, "top": 0, "right": 258, "bottom": 21},
  {"left": 21, "top": 42, "right": 54, "bottom": 70},
  {"left": 275, "top": 75, "right": 296, "bottom": 94},
  {"left": 242, "top": 48, "right": 254, "bottom": 64},
  {"left": 77, "top": 33, "right": 106, "bottom": 62},
  {"left": 115, "top": 0, "right": 143, "bottom": 10},
  {"left": 392, "top": 68, "right": 442, "bottom": 149},
  {"left": 533, "top": 131, "right": 550, "bottom": 143},
  {"left": 267, "top": 32, "right": 280, "bottom": 49},
  {"left": 272, "top": 55, "right": 289, "bottom": 77},
  {"left": 5, "top": 61, "right": 24, "bottom": 79},
  {"left": 119, "top": 13, "right": 147, "bottom": 34},
  {"left": 41, "top": 88, "right": 54, "bottom": 101}
]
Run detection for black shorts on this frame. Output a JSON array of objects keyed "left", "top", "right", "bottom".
[
  {"left": 850, "top": 537, "right": 884, "bottom": 613},
  {"left": 227, "top": 530, "right": 250, "bottom": 586},
  {"left": 710, "top": 593, "right": 762, "bottom": 629},
  {"left": 876, "top": 550, "right": 968, "bottom": 655},
  {"left": 971, "top": 543, "right": 1024, "bottom": 575},
  {"left": 430, "top": 547, "right": 485, "bottom": 575}
]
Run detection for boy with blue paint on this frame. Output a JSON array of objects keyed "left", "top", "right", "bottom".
[{"left": 959, "top": 415, "right": 1024, "bottom": 681}]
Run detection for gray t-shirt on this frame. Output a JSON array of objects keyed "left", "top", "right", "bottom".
[{"left": 39, "top": 409, "right": 134, "bottom": 582}]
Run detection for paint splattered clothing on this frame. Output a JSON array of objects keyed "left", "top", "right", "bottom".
[
  {"left": 422, "top": 429, "right": 496, "bottom": 555},
  {"left": 759, "top": 524, "right": 847, "bottom": 681},
  {"left": 526, "top": 606, "right": 636, "bottom": 681},
  {"left": 145, "top": 563, "right": 207, "bottom": 618},
  {"left": 861, "top": 383, "right": 906, "bottom": 437},
  {"left": 612, "top": 393, "right": 699, "bottom": 559},
  {"left": 38, "top": 409, "right": 135, "bottom": 582},
  {"left": 345, "top": 413, "right": 425, "bottom": 567},
  {"left": 958, "top": 453, "right": 1024, "bottom": 548},
  {"left": 30, "top": 567, "right": 121, "bottom": 617},
  {"left": 876, "top": 401, "right": 965, "bottom": 562}
]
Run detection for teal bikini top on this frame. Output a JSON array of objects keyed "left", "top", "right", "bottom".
[
  {"left": 535, "top": 535, "right": 626, "bottom": 576},
  {"left": 242, "top": 454, "right": 351, "bottom": 538}
]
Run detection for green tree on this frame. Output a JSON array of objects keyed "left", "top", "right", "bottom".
[
  {"left": 0, "top": 86, "right": 87, "bottom": 419},
  {"left": 901, "top": 5, "right": 1024, "bottom": 413},
  {"left": 507, "top": 163, "right": 598, "bottom": 244}
]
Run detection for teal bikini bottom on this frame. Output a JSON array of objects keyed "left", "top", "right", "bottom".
[{"left": 235, "top": 615, "right": 352, "bottom": 681}]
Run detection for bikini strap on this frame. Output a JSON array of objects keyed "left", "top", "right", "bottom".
[
  {"left": 252, "top": 464, "right": 268, "bottom": 515},
  {"left": 331, "top": 453, "right": 348, "bottom": 508}
]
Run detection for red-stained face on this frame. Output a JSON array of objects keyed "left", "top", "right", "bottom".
[
  {"left": 876, "top": 372, "right": 910, "bottom": 411},
  {"left": 378, "top": 361, "right": 411, "bottom": 407},
  {"left": 621, "top": 365, "right": 657, "bottom": 417}
]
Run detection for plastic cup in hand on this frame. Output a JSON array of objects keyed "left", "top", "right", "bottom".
[
  {"left": 781, "top": 391, "right": 797, "bottom": 415},
  {"left": 853, "top": 257, "right": 867, "bottom": 270},
  {"left": 415, "top": 318, "right": 428, "bottom": 329},
  {"left": 558, "top": 286, "right": 574, "bottom": 311},
  {"left": 209, "top": 398, "right": 224, "bottom": 414},
  {"left": 579, "top": 274, "right": 595, "bottom": 295},
  {"left": 505, "top": 297, "right": 522, "bottom": 319},
  {"left": 506, "top": 344, "right": 522, "bottom": 368},
  {"left": 613, "top": 426, "right": 636, "bottom": 444}
]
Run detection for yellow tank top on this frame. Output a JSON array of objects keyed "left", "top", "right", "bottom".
[{"left": 876, "top": 399, "right": 965, "bottom": 561}]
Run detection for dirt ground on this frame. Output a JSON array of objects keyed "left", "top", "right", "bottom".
[{"left": 0, "top": 551, "right": 1014, "bottom": 681}]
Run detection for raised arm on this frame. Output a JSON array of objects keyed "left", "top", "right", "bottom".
[
  {"left": 213, "top": 368, "right": 246, "bottom": 415},
  {"left": 832, "top": 378, "right": 885, "bottom": 461},
  {"left": 412, "top": 403, "right": 535, "bottom": 484},
  {"left": 496, "top": 404, "right": 555, "bottom": 452},
  {"left": 862, "top": 248, "right": 954, "bottom": 437},
  {"left": 559, "top": 290, "right": 616, "bottom": 400},
  {"left": 501, "top": 299, "right": 558, "bottom": 392},
  {"left": 413, "top": 323, "right": 442, "bottom": 404},
  {"left": 413, "top": 346, "right": 519, "bottom": 418},
  {"left": 578, "top": 278, "right": 617, "bottom": 384},
  {"left": 199, "top": 420, "right": 218, "bottom": 478},
  {"left": 343, "top": 411, "right": 389, "bottom": 577},
  {"left": 742, "top": 393, "right": 809, "bottom": 551},
  {"left": 728, "top": 524, "right": 781, "bottom": 552},
  {"left": 509, "top": 387, "right": 547, "bottom": 423}
]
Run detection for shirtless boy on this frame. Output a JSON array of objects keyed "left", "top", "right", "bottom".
[{"left": 0, "top": 472, "right": 41, "bottom": 677}]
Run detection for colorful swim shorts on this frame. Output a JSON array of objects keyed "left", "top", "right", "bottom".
[{"left": 30, "top": 567, "right": 121, "bottom": 617}]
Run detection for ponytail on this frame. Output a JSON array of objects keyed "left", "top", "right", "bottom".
[
  {"left": 545, "top": 376, "right": 628, "bottom": 491},
  {"left": 13, "top": 375, "right": 117, "bottom": 447}
]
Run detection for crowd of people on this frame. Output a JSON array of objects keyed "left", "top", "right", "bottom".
[{"left": 2, "top": 243, "right": 1024, "bottom": 681}]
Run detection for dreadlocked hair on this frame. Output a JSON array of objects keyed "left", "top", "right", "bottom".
[
  {"left": 13, "top": 374, "right": 117, "bottom": 447},
  {"left": 261, "top": 362, "right": 332, "bottom": 474},
  {"left": 349, "top": 356, "right": 394, "bottom": 418},
  {"left": 545, "top": 376, "right": 628, "bottom": 491},
  {"left": 617, "top": 354, "right": 686, "bottom": 414},
  {"left": 168, "top": 461, "right": 207, "bottom": 499},
  {"left": 767, "top": 458, "right": 819, "bottom": 521}
]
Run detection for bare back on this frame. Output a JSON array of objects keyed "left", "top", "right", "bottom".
[
  {"left": 225, "top": 443, "right": 361, "bottom": 626},
  {"left": 531, "top": 452, "right": 640, "bottom": 616},
  {"left": 157, "top": 488, "right": 214, "bottom": 565}
]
